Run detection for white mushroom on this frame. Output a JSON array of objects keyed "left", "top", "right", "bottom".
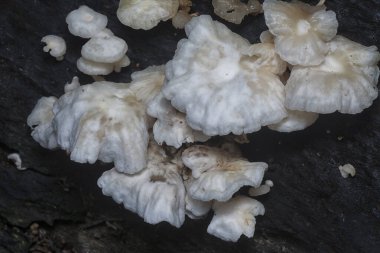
[
  {"left": 185, "top": 194, "right": 212, "bottom": 219},
  {"left": 248, "top": 179, "right": 274, "bottom": 196},
  {"left": 66, "top": 5, "right": 108, "bottom": 38},
  {"left": 263, "top": 0, "right": 338, "bottom": 66},
  {"left": 285, "top": 36, "right": 380, "bottom": 114},
  {"left": 27, "top": 96, "right": 58, "bottom": 149},
  {"left": 147, "top": 93, "right": 210, "bottom": 148},
  {"left": 182, "top": 145, "right": 267, "bottom": 201},
  {"left": 207, "top": 196, "right": 265, "bottom": 242},
  {"left": 268, "top": 110, "right": 319, "bottom": 132},
  {"left": 41, "top": 35, "right": 66, "bottom": 61},
  {"left": 163, "top": 15, "right": 287, "bottom": 136},
  {"left": 114, "top": 55, "right": 131, "bottom": 72},
  {"left": 338, "top": 163, "right": 356, "bottom": 178},
  {"left": 212, "top": 0, "right": 262, "bottom": 24},
  {"left": 117, "top": 0, "right": 179, "bottom": 30},
  {"left": 97, "top": 141, "right": 185, "bottom": 227},
  {"left": 28, "top": 81, "right": 149, "bottom": 174},
  {"left": 81, "top": 29, "right": 128, "bottom": 63},
  {"left": 77, "top": 57, "right": 114, "bottom": 76}
]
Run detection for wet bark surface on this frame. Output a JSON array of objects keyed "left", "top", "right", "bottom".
[{"left": 0, "top": 0, "right": 379, "bottom": 252}]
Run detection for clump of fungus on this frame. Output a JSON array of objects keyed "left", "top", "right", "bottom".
[{"left": 27, "top": 1, "right": 380, "bottom": 243}]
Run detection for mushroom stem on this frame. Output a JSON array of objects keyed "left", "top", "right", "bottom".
[{"left": 317, "top": 0, "right": 326, "bottom": 6}]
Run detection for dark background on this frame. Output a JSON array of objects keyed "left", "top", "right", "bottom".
[{"left": 0, "top": 0, "right": 379, "bottom": 252}]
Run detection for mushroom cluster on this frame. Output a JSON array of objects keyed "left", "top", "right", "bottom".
[
  {"left": 66, "top": 6, "right": 131, "bottom": 77},
  {"left": 29, "top": 0, "right": 379, "bottom": 243}
]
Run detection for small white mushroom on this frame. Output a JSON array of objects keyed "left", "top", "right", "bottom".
[
  {"left": 97, "top": 141, "right": 186, "bottom": 227},
  {"left": 41, "top": 35, "right": 66, "bottom": 61},
  {"left": 248, "top": 179, "right": 274, "bottom": 196},
  {"left": 27, "top": 96, "right": 58, "bottom": 149},
  {"left": 285, "top": 36, "right": 380, "bottom": 114},
  {"left": 212, "top": 0, "right": 262, "bottom": 24},
  {"left": 182, "top": 145, "right": 267, "bottom": 201},
  {"left": 66, "top": 5, "right": 108, "bottom": 38},
  {"left": 147, "top": 93, "right": 210, "bottom": 148},
  {"left": 263, "top": 0, "right": 338, "bottom": 66},
  {"left": 7, "top": 153, "right": 27, "bottom": 171},
  {"left": 117, "top": 0, "right": 179, "bottom": 30},
  {"left": 207, "top": 196, "right": 265, "bottom": 242},
  {"left": 338, "top": 164, "right": 356, "bottom": 178},
  {"left": 81, "top": 29, "right": 128, "bottom": 63}
]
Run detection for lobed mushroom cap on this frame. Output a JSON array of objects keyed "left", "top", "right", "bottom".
[
  {"left": 117, "top": 0, "right": 179, "bottom": 30},
  {"left": 207, "top": 196, "right": 265, "bottom": 242},
  {"left": 163, "top": 15, "right": 287, "bottom": 136},
  {"left": 97, "top": 141, "right": 185, "bottom": 227},
  {"left": 52, "top": 81, "right": 149, "bottom": 173},
  {"left": 66, "top": 5, "right": 108, "bottom": 38},
  {"left": 285, "top": 36, "right": 380, "bottom": 114},
  {"left": 212, "top": 0, "right": 262, "bottom": 24},
  {"left": 263, "top": 0, "right": 338, "bottom": 66},
  {"left": 182, "top": 145, "right": 267, "bottom": 201}
]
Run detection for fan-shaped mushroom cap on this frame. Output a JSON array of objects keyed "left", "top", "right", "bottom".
[
  {"left": 163, "top": 15, "right": 286, "bottom": 136},
  {"left": 263, "top": 0, "right": 338, "bottom": 66},
  {"left": 51, "top": 81, "right": 149, "bottom": 174},
  {"left": 182, "top": 145, "right": 267, "bottom": 201},
  {"left": 285, "top": 36, "right": 380, "bottom": 114},
  {"left": 27, "top": 96, "right": 58, "bottom": 149},
  {"left": 66, "top": 5, "right": 108, "bottom": 38},
  {"left": 117, "top": 0, "right": 179, "bottom": 30},
  {"left": 81, "top": 29, "right": 128, "bottom": 63},
  {"left": 97, "top": 141, "right": 185, "bottom": 227},
  {"left": 207, "top": 196, "right": 265, "bottom": 242}
]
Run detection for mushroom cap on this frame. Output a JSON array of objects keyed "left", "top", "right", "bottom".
[
  {"left": 212, "top": 0, "right": 261, "bottom": 24},
  {"left": 117, "top": 0, "right": 179, "bottom": 30},
  {"left": 66, "top": 5, "right": 108, "bottom": 38},
  {"left": 182, "top": 145, "right": 267, "bottom": 201},
  {"left": 129, "top": 65, "right": 166, "bottom": 105},
  {"left": 207, "top": 196, "right": 265, "bottom": 242},
  {"left": 77, "top": 57, "right": 114, "bottom": 75},
  {"left": 81, "top": 29, "right": 128, "bottom": 63},
  {"left": 285, "top": 36, "right": 380, "bottom": 114},
  {"left": 163, "top": 15, "right": 287, "bottom": 136},
  {"left": 263, "top": 0, "right": 338, "bottom": 66},
  {"left": 268, "top": 110, "right": 318, "bottom": 132},
  {"left": 52, "top": 81, "right": 149, "bottom": 174},
  {"left": 97, "top": 141, "right": 185, "bottom": 227},
  {"left": 147, "top": 93, "right": 210, "bottom": 148},
  {"left": 41, "top": 35, "right": 66, "bottom": 60},
  {"left": 27, "top": 96, "right": 58, "bottom": 149},
  {"left": 114, "top": 55, "right": 131, "bottom": 72},
  {"left": 185, "top": 194, "right": 212, "bottom": 219}
]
